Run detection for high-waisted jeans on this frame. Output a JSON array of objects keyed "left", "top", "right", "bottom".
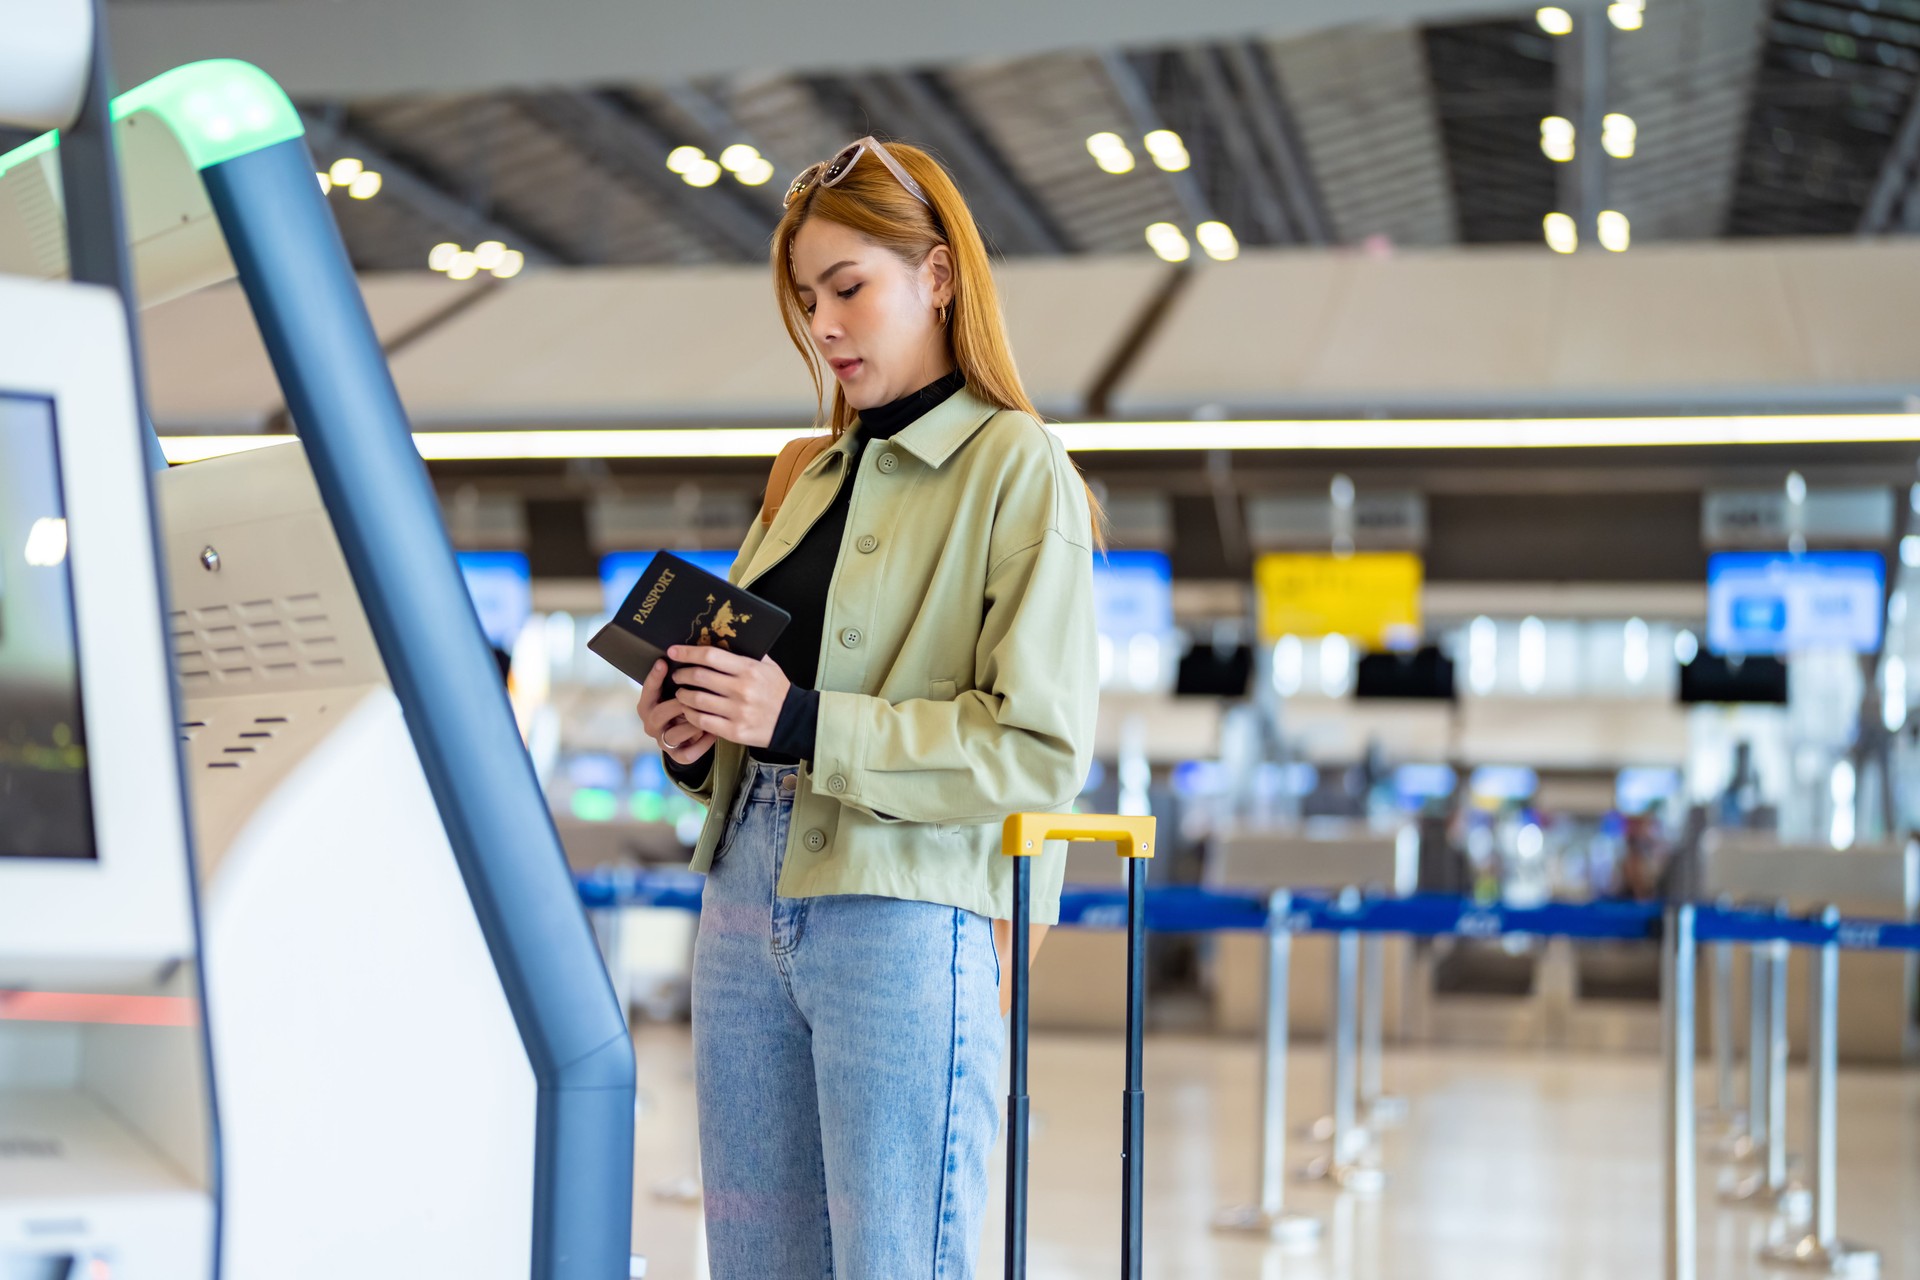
[{"left": 691, "top": 759, "right": 1005, "bottom": 1279}]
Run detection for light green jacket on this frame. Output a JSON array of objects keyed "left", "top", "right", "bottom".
[{"left": 669, "top": 385, "right": 1096, "bottom": 924}]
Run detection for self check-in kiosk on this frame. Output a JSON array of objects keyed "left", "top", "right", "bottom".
[
  {"left": 2, "top": 9, "right": 635, "bottom": 1277},
  {"left": 0, "top": 281, "right": 217, "bottom": 1277}
]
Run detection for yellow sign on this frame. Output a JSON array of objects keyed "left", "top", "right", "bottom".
[{"left": 1254, "top": 552, "right": 1423, "bottom": 649}]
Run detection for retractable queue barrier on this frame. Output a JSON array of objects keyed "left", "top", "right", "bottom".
[{"left": 578, "top": 872, "right": 1920, "bottom": 1278}]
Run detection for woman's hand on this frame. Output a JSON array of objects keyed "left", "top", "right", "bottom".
[
  {"left": 669, "top": 645, "right": 792, "bottom": 750},
  {"left": 637, "top": 659, "right": 717, "bottom": 765}
]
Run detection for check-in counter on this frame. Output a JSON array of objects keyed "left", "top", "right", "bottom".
[
  {"left": 1702, "top": 835, "right": 1919, "bottom": 1064},
  {"left": 1200, "top": 825, "right": 1415, "bottom": 1039}
]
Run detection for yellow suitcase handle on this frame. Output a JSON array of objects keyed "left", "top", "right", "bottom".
[{"left": 1000, "top": 812, "right": 1156, "bottom": 860}]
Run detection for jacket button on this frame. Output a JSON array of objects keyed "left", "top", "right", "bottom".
[
  {"left": 804, "top": 828, "right": 827, "bottom": 852},
  {"left": 827, "top": 773, "right": 847, "bottom": 793},
  {"left": 841, "top": 627, "right": 861, "bottom": 647},
  {"left": 856, "top": 534, "right": 878, "bottom": 554},
  {"left": 877, "top": 452, "right": 898, "bottom": 473}
]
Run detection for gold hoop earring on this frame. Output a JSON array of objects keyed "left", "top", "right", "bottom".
[{"left": 938, "top": 303, "right": 950, "bottom": 326}]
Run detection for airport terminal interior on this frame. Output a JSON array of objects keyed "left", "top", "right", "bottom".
[{"left": 6, "top": 0, "right": 1920, "bottom": 1276}]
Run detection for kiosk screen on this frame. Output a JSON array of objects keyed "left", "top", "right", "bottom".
[{"left": 0, "top": 392, "right": 96, "bottom": 859}]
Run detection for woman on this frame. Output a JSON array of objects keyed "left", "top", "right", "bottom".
[{"left": 635, "top": 136, "right": 1101, "bottom": 1278}]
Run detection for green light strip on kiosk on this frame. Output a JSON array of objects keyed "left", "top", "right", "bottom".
[{"left": 0, "top": 59, "right": 304, "bottom": 181}]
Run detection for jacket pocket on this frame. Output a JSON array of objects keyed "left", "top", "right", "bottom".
[{"left": 930, "top": 677, "right": 958, "bottom": 701}]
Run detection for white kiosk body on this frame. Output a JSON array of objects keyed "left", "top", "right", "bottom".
[
  {"left": 0, "top": 278, "right": 216, "bottom": 1278},
  {"left": 157, "top": 441, "right": 538, "bottom": 1280}
]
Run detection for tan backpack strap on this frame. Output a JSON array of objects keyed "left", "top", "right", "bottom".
[{"left": 760, "top": 433, "right": 834, "bottom": 527}]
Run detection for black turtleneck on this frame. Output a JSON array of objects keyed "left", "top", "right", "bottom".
[{"left": 666, "top": 368, "right": 966, "bottom": 785}]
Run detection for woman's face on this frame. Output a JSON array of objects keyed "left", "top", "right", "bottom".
[{"left": 790, "top": 216, "right": 954, "bottom": 411}]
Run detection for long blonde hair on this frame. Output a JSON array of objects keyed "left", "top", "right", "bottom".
[{"left": 771, "top": 139, "right": 1105, "bottom": 546}]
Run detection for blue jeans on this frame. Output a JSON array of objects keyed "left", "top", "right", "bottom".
[{"left": 692, "top": 760, "right": 1005, "bottom": 1279}]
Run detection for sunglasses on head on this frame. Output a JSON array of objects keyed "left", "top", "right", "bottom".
[{"left": 784, "top": 136, "right": 931, "bottom": 210}]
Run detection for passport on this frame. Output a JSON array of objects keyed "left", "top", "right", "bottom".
[{"left": 587, "top": 551, "right": 790, "bottom": 703}]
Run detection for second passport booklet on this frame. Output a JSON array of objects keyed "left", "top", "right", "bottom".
[{"left": 588, "top": 551, "right": 790, "bottom": 701}]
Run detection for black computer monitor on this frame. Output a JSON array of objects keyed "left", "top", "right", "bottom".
[
  {"left": 1679, "top": 654, "right": 1789, "bottom": 704},
  {"left": 1355, "top": 645, "right": 1456, "bottom": 700},
  {"left": 0, "top": 392, "right": 96, "bottom": 859},
  {"left": 1175, "top": 640, "right": 1253, "bottom": 697}
]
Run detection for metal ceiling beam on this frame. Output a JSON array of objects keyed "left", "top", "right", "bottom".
[
  {"left": 301, "top": 110, "right": 566, "bottom": 266},
  {"left": 1179, "top": 46, "right": 1293, "bottom": 244},
  {"left": 512, "top": 90, "right": 775, "bottom": 263},
  {"left": 1220, "top": 42, "right": 1334, "bottom": 245},
  {"left": 1098, "top": 50, "right": 1217, "bottom": 230},
  {"left": 860, "top": 71, "right": 1069, "bottom": 256},
  {"left": 1860, "top": 83, "right": 1920, "bottom": 234}
]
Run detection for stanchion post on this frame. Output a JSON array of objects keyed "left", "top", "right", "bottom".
[
  {"left": 1214, "top": 891, "right": 1320, "bottom": 1243},
  {"left": 1724, "top": 929, "right": 1808, "bottom": 1218},
  {"left": 1299, "top": 890, "right": 1383, "bottom": 1192},
  {"left": 1662, "top": 903, "right": 1697, "bottom": 1280},
  {"left": 1760, "top": 906, "right": 1879, "bottom": 1275},
  {"left": 1765, "top": 938, "right": 1791, "bottom": 1199},
  {"left": 1360, "top": 931, "right": 1406, "bottom": 1127},
  {"left": 1736, "top": 942, "right": 1770, "bottom": 1159},
  {"left": 1705, "top": 939, "right": 1738, "bottom": 1125}
]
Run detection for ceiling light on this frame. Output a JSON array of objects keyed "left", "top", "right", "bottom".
[
  {"left": 158, "top": 414, "right": 1920, "bottom": 466},
  {"left": 327, "top": 157, "right": 363, "bottom": 186},
  {"left": 446, "top": 251, "right": 479, "bottom": 282},
  {"left": 1540, "top": 116, "right": 1575, "bottom": 163},
  {"left": 316, "top": 171, "right": 332, "bottom": 194},
  {"left": 473, "top": 240, "right": 506, "bottom": 271},
  {"left": 1195, "top": 220, "right": 1239, "bottom": 261},
  {"left": 666, "top": 145, "right": 706, "bottom": 175},
  {"left": 718, "top": 144, "right": 760, "bottom": 172},
  {"left": 1087, "top": 131, "right": 1137, "bottom": 174},
  {"left": 735, "top": 157, "right": 776, "bottom": 185},
  {"left": 1143, "top": 129, "right": 1190, "bottom": 172},
  {"left": 1597, "top": 209, "right": 1630, "bottom": 252},
  {"left": 1543, "top": 211, "right": 1578, "bottom": 254},
  {"left": 684, "top": 158, "right": 723, "bottom": 188},
  {"left": 1144, "top": 221, "right": 1190, "bottom": 262},
  {"left": 1537, "top": 6, "right": 1574, "bottom": 34},
  {"left": 347, "top": 170, "right": 382, "bottom": 199},
  {"left": 1608, "top": 0, "right": 1644, "bottom": 30},
  {"left": 427, "top": 242, "right": 460, "bottom": 272},
  {"left": 492, "top": 249, "right": 526, "bottom": 279},
  {"left": 1602, "top": 113, "right": 1637, "bottom": 158}
]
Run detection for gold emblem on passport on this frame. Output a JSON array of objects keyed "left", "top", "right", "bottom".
[{"left": 688, "top": 594, "right": 753, "bottom": 650}]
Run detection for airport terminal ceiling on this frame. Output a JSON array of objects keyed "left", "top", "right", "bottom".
[
  {"left": 26, "top": 0, "right": 1916, "bottom": 278},
  {"left": 102, "top": 0, "right": 1499, "bottom": 97}
]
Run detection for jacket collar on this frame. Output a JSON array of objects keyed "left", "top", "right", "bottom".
[
  {"left": 884, "top": 383, "right": 1000, "bottom": 469},
  {"left": 801, "top": 383, "right": 1000, "bottom": 475}
]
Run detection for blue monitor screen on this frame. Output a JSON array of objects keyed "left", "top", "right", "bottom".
[
  {"left": 456, "top": 551, "right": 532, "bottom": 651},
  {"left": 1394, "top": 763, "right": 1458, "bottom": 804},
  {"left": 1469, "top": 765, "right": 1538, "bottom": 802},
  {"left": 1706, "top": 551, "right": 1884, "bottom": 656},
  {"left": 601, "top": 550, "right": 739, "bottom": 618},
  {"left": 1093, "top": 550, "right": 1174, "bottom": 643},
  {"left": 0, "top": 392, "right": 96, "bottom": 859}
]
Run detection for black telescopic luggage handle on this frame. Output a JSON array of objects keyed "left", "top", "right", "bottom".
[{"left": 1000, "top": 813, "right": 1157, "bottom": 1280}]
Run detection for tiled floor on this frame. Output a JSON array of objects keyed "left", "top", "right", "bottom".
[{"left": 629, "top": 1025, "right": 1920, "bottom": 1278}]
